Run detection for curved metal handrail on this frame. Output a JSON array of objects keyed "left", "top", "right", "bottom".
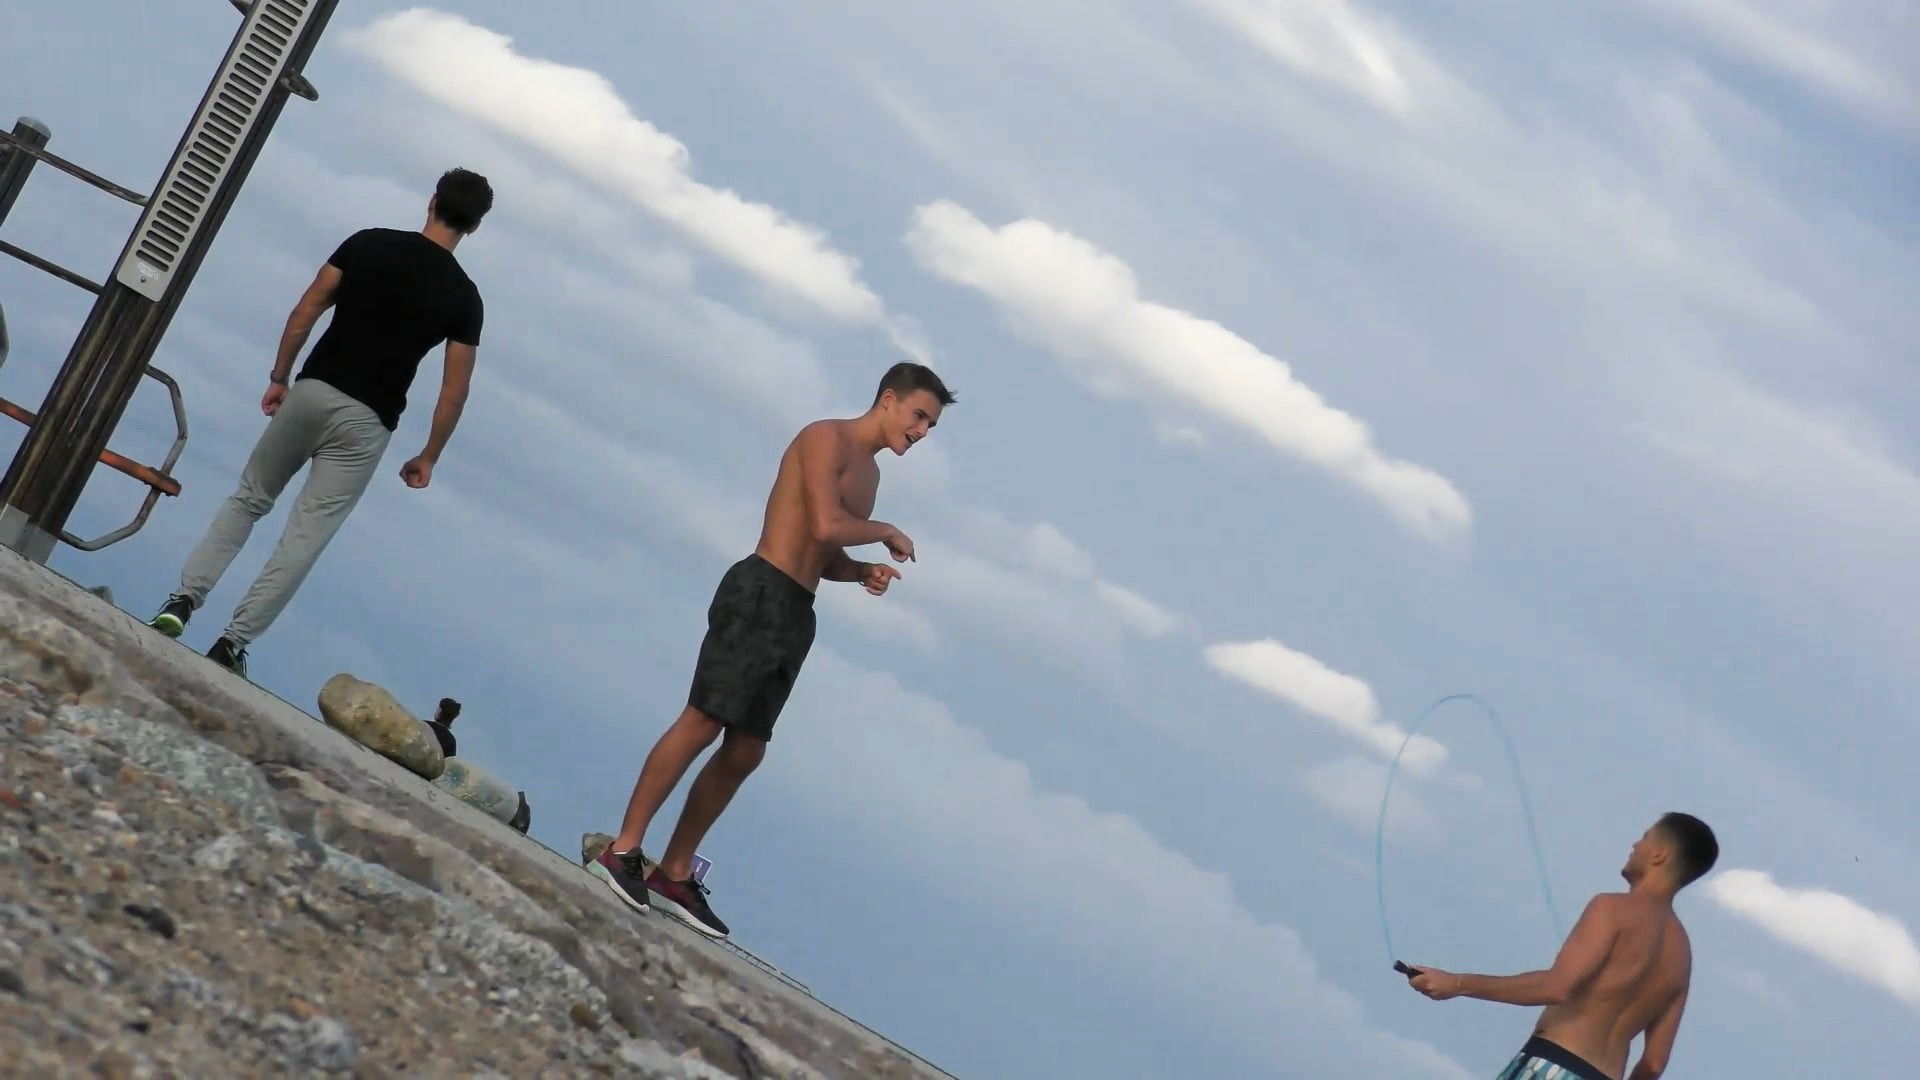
[{"left": 56, "top": 363, "right": 189, "bottom": 551}]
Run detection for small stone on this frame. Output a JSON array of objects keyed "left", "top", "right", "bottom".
[
  {"left": 0, "top": 966, "right": 24, "bottom": 995},
  {"left": 116, "top": 761, "right": 142, "bottom": 786},
  {"left": 68, "top": 764, "right": 101, "bottom": 793},
  {"left": 92, "top": 806, "right": 126, "bottom": 828},
  {"left": 29, "top": 790, "right": 46, "bottom": 805},
  {"left": 92, "top": 1049, "right": 137, "bottom": 1080},
  {"left": 286, "top": 995, "right": 323, "bottom": 1021},
  {"left": 0, "top": 789, "right": 24, "bottom": 811},
  {"left": 580, "top": 832, "right": 615, "bottom": 866},
  {"left": 122, "top": 903, "right": 177, "bottom": 939},
  {"left": 22, "top": 715, "right": 46, "bottom": 736},
  {"left": 569, "top": 1001, "right": 601, "bottom": 1031},
  {"left": 108, "top": 865, "right": 129, "bottom": 883}
]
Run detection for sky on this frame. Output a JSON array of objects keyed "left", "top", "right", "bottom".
[{"left": 4, "top": 2, "right": 1918, "bottom": 1076}]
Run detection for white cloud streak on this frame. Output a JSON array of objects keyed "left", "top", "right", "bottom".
[
  {"left": 346, "top": 8, "right": 928, "bottom": 356},
  {"left": 1184, "top": 0, "right": 1454, "bottom": 117},
  {"left": 1303, "top": 755, "right": 1437, "bottom": 843},
  {"left": 1629, "top": 0, "right": 1919, "bottom": 137},
  {"left": 1204, "top": 638, "right": 1447, "bottom": 773},
  {"left": 1707, "top": 869, "right": 1920, "bottom": 1010},
  {"left": 903, "top": 199, "right": 1472, "bottom": 541}
]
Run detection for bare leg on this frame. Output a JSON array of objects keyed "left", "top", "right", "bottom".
[
  {"left": 658, "top": 728, "right": 766, "bottom": 879},
  {"left": 611, "top": 706, "right": 723, "bottom": 853}
]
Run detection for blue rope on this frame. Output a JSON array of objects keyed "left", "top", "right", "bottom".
[{"left": 1373, "top": 693, "right": 1562, "bottom": 965}]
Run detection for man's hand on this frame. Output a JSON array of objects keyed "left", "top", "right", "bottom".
[
  {"left": 400, "top": 455, "right": 434, "bottom": 489},
  {"left": 881, "top": 525, "right": 915, "bottom": 563},
  {"left": 1407, "top": 966, "right": 1465, "bottom": 1000},
  {"left": 861, "top": 562, "right": 901, "bottom": 596},
  {"left": 261, "top": 382, "right": 287, "bottom": 416}
]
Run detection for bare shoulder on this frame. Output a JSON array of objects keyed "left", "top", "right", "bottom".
[
  {"left": 1581, "top": 891, "right": 1629, "bottom": 917},
  {"left": 793, "top": 418, "right": 848, "bottom": 453}
]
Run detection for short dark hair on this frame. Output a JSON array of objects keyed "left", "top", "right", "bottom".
[
  {"left": 1656, "top": 812, "right": 1718, "bottom": 887},
  {"left": 874, "top": 362, "right": 955, "bottom": 407},
  {"left": 433, "top": 168, "right": 493, "bottom": 233}
]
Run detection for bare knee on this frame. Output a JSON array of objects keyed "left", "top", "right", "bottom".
[
  {"left": 715, "top": 730, "right": 766, "bottom": 777},
  {"left": 672, "top": 706, "right": 725, "bottom": 749}
]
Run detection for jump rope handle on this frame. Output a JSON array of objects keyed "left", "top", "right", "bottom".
[{"left": 1393, "top": 960, "right": 1421, "bottom": 980}]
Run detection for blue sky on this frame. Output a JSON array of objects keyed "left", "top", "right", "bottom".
[{"left": 5, "top": 2, "right": 1918, "bottom": 1075}]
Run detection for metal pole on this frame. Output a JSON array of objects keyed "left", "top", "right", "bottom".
[
  {"left": 0, "top": 0, "right": 340, "bottom": 562},
  {"left": 0, "top": 117, "right": 52, "bottom": 229}
]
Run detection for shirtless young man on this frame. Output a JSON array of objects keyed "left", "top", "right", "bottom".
[
  {"left": 1404, "top": 812, "right": 1718, "bottom": 1080},
  {"left": 590, "top": 362, "right": 955, "bottom": 938}
]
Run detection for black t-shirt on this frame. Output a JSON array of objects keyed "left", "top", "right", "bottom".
[{"left": 296, "top": 227, "right": 482, "bottom": 430}]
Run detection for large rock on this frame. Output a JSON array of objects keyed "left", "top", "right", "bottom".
[
  {"left": 430, "top": 757, "right": 520, "bottom": 825},
  {"left": 315, "top": 674, "right": 444, "bottom": 780}
]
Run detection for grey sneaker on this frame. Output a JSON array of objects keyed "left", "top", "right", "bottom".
[{"left": 149, "top": 594, "right": 193, "bottom": 638}]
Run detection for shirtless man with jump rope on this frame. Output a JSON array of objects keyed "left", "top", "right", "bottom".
[{"left": 1401, "top": 812, "right": 1718, "bottom": 1080}]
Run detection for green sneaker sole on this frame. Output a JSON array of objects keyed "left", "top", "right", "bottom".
[{"left": 150, "top": 614, "right": 185, "bottom": 638}]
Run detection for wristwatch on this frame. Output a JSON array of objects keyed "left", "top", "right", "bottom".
[{"left": 269, "top": 372, "right": 289, "bottom": 386}]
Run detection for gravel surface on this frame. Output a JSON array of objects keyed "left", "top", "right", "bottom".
[{"left": 0, "top": 551, "right": 949, "bottom": 1079}]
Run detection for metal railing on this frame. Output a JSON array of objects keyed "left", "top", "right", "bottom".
[
  {"left": 0, "top": 118, "right": 189, "bottom": 552},
  {"left": 0, "top": 0, "right": 336, "bottom": 562}
]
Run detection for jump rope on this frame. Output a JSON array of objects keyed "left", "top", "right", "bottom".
[{"left": 1373, "top": 693, "right": 1563, "bottom": 981}]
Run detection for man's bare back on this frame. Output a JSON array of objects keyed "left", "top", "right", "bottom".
[
  {"left": 1531, "top": 893, "right": 1691, "bottom": 1079},
  {"left": 1407, "top": 814, "right": 1716, "bottom": 1080},
  {"left": 756, "top": 417, "right": 918, "bottom": 592}
]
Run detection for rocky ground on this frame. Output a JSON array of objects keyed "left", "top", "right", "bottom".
[{"left": 0, "top": 552, "right": 950, "bottom": 1079}]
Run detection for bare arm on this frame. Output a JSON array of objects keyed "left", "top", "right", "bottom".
[
  {"left": 1627, "top": 984, "right": 1688, "bottom": 1080},
  {"left": 1445, "top": 896, "right": 1618, "bottom": 1007},
  {"left": 822, "top": 548, "right": 869, "bottom": 582},
  {"left": 272, "top": 264, "right": 342, "bottom": 381},
  {"left": 416, "top": 341, "right": 475, "bottom": 463},
  {"left": 798, "top": 424, "right": 896, "bottom": 548}
]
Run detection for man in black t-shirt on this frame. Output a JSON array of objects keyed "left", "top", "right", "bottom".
[{"left": 147, "top": 169, "right": 493, "bottom": 677}]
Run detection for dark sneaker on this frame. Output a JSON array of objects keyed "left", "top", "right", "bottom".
[
  {"left": 645, "top": 867, "right": 729, "bottom": 939},
  {"left": 591, "top": 846, "right": 652, "bottom": 914},
  {"left": 149, "top": 594, "right": 193, "bottom": 638},
  {"left": 206, "top": 636, "right": 248, "bottom": 677}
]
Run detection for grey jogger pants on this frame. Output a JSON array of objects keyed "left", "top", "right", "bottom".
[{"left": 175, "top": 378, "right": 391, "bottom": 646}]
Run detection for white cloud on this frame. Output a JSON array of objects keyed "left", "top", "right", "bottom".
[
  {"left": 903, "top": 199, "right": 1472, "bottom": 541},
  {"left": 1184, "top": 0, "right": 1452, "bottom": 117},
  {"left": 1092, "top": 581, "right": 1183, "bottom": 639},
  {"left": 770, "top": 648, "right": 1472, "bottom": 1078},
  {"left": 345, "top": 8, "right": 925, "bottom": 353},
  {"left": 1303, "top": 755, "right": 1437, "bottom": 842},
  {"left": 1707, "top": 869, "right": 1920, "bottom": 1009},
  {"left": 1630, "top": 0, "right": 1918, "bottom": 137},
  {"left": 1204, "top": 638, "right": 1447, "bottom": 772},
  {"left": 933, "top": 507, "right": 1188, "bottom": 647}
]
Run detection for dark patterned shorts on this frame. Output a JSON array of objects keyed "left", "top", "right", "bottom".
[{"left": 686, "top": 554, "right": 817, "bottom": 742}]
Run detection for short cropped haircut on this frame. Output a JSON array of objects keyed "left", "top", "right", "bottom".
[
  {"left": 1657, "top": 812, "right": 1718, "bottom": 887},
  {"left": 433, "top": 168, "right": 494, "bottom": 233},
  {"left": 874, "top": 361, "right": 956, "bottom": 407}
]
